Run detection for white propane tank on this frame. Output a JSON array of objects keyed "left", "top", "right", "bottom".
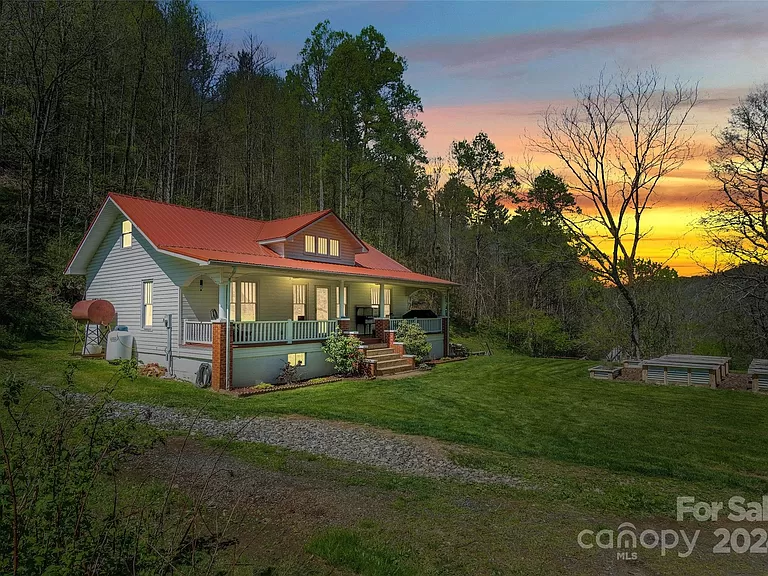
[{"left": 106, "top": 330, "right": 134, "bottom": 361}]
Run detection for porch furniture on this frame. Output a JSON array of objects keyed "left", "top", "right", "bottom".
[{"left": 355, "top": 306, "right": 376, "bottom": 335}]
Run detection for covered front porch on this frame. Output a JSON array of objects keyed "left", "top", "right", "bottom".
[{"left": 179, "top": 268, "right": 449, "bottom": 347}]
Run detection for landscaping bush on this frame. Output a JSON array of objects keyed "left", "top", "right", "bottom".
[
  {"left": 394, "top": 323, "right": 431, "bottom": 363},
  {"left": 276, "top": 360, "right": 301, "bottom": 385},
  {"left": 322, "top": 330, "right": 364, "bottom": 375}
]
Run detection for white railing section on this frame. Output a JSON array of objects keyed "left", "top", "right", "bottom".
[
  {"left": 183, "top": 317, "right": 443, "bottom": 346},
  {"left": 183, "top": 320, "right": 213, "bottom": 344},
  {"left": 293, "top": 319, "right": 338, "bottom": 341},
  {"left": 389, "top": 317, "right": 444, "bottom": 334},
  {"left": 232, "top": 319, "right": 339, "bottom": 345},
  {"left": 234, "top": 320, "right": 287, "bottom": 344}
]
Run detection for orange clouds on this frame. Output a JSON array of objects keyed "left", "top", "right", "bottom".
[{"left": 421, "top": 95, "right": 741, "bottom": 277}]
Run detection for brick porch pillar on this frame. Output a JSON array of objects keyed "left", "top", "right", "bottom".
[
  {"left": 384, "top": 330, "right": 396, "bottom": 348},
  {"left": 211, "top": 321, "right": 232, "bottom": 391},
  {"left": 337, "top": 318, "right": 351, "bottom": 333},
  {"left": 374, "top": 318, "right": 390, "bottom": 342},
  {"left": 442, "top": 316, "right": 449, "bottom": 359}
]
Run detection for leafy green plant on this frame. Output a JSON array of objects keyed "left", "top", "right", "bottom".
[
  {"left": 322, "top": 330, "right": 364, "bottom": 375},
  {"left": 254, "top": 383, "right": 274, "bottom": 390},
  {"left": 394, "top": 323, "right": 431, "bottom": 363},
  {"left": 0, "top": 366, "right": 242, "bottom": 574}
]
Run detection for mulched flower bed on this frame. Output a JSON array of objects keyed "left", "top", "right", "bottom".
[{"left": 226, "top": 376, "right": 345, "bottom": 397}]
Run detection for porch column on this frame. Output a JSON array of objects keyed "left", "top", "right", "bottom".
[
  {"left": 339, "top": 279, "right": 347, "bottom": 318},
  {"left": 217, "top": 283, "right": 228, "bottom": 322},
  {"left": 441, "top": 290, "right": 449, "bottom": 360},
  {"left": 378, "top": 283, "right": 386, "bottom": 318},
  {"left": 440, "top": 290, "right": 448, "bottom": 317}
]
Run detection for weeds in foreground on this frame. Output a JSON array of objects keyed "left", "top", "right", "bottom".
[{"left": 0, "top": 362, "right": 249, "bottom": 575}]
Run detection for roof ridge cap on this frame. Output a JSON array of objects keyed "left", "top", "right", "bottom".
[{"left": 108, "top": 192, "right": 268, "bottom": 226}]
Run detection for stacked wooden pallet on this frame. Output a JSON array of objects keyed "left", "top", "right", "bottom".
[
  {"left": 642, "top": 355, "right": 731, "bottom": 388},
  {"left": 749, "top": 359, "right": 768, "bottom": 392}
]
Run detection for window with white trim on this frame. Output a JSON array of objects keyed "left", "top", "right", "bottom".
[
  {"left": 329, "top": 239, "right": 340, "bottom": 257},
  {"left": 142, "top": 281, "right": 153, "bottom": 328},
  {"left": 304, "top": 235, "right": 316, "bottom": 253},
  {"left": 229, "top": 281, "right": 258, "bottom": 321},
  {"left": 240, "top": 282, "right": 257, "bottom": 322},
  {"left": 335, "top": 286, "right": 348, "bottom": 318},
  {"left": 370, "top": 287, "right": 391, "bottom": 317},
  {"left": 121, "top": 221, "right": 132, "bottom": 248},
  {"left": 293, "top": 284, "right": 307, "bottom": 320},
  {"left": 317, "top": 237, "right": 328, "bottom": 255},
  {"left": 287, "top": 352, "right": 305, "bottom": 367}
]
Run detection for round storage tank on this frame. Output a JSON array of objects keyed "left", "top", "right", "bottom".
[
  {"left": 72, "top": 300, "right": 116, "bottom": 326},
  {"left": 106, "top": 330, "right": 134, "bottom": 361}
]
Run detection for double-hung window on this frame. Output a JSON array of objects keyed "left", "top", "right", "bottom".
[
  {"left": 293, "top": 284, "right": 307, "bottom": 320},
  {"left": 142, "top": 281, "right": 153, "bottom": 328},
  {"left": 229, "top": 281, "right": 258, "bottom": 321},
  {"left": 122, "top": 221, "right": 132, "bottom": 248},
  {"left": 370, "top": 287, "right": 391, "bottom": 317},
  {"left": 240, "top": 282, "right": 257, "bottom": 321},
  {"left": 335, "top": 286, "right": 348, "bottom": 318}
]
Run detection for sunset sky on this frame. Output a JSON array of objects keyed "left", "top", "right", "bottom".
[{"left": 199, "top": 0, "right": 768, "bottom": 276}]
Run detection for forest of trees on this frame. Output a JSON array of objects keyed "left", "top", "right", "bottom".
[{"left": 1, "top": 0, "right": 766, "bottom": 366}]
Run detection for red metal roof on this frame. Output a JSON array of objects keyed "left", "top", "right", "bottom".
[{"left": 105, "top": 193, "right": 454, "bottom": 286}]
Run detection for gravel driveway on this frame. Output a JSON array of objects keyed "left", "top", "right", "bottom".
[{"left": 91, "top": 396, "right": 521, "bottom": 487}]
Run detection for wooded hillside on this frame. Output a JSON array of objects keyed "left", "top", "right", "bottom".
[{"left": 0, "top": 0, "right": 765, "bottom": 366}]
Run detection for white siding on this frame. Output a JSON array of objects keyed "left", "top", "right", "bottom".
[
  {"left": 181, "top": 275, "right": 218, "bottom": 322},
  {"left": 85, "top": 217, "right": 206, "bottom": 361}
]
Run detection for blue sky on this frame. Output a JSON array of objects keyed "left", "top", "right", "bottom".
[{"left": 197, "top": 1, "right": 768, "bottom": 273}]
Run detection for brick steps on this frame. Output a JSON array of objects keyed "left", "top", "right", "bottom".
[{"left": 363, "top": 344, "right": 415, "bottom": 376}]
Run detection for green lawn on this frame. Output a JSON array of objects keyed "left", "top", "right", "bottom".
[
  {"left": 5, "top": 338, "right": 768, "bottom": 501},
  {"left": 5, "top": 338, "right": 768, "bottom": 574}
]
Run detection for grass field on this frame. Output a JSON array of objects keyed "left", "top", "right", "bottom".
[{"left": 3, "top": 338, "right": 768, "bottom": 574}]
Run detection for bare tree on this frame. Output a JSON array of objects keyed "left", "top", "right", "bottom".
[
  {"left": 700, "top": 87, "right": 768, "bottom": 354},
  {"left": 532, "top": 70, "right": 698, "bottom": 358},
  {"left": 702, "top": 86, "right": 768, "bottom": 265}
]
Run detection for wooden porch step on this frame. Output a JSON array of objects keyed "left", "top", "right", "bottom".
[
  {"left": 368, "top": 353, "right": 401, "bottom": 363},
  {"left": 365, "top": 347, "right": 397, "bottom": 358},
  {"left": 375, "top": 358, "right": 411, "bottom": 370},
  {"left": 375, "top": 361, "right": 414, "bottom": 376},
  {"left": 362, "top": 343, "right": 389, "bottom": 351}
]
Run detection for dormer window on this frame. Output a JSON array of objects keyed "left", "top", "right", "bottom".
[
  {"left": 304, "top": 235, "right": 316, "bottom": 253},
  {"left": 330, "top": 239, "right": 339, "bottom": 257},
  {"left": 121, "top": 221, "right": 132, "bottom": 248},
  {"left": 317, "top": 237, "right": 328, "bottom": 255}
]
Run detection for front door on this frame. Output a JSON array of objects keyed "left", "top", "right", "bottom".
[{"left": 315, "top": 287, "right": 329, "bottom": 321}]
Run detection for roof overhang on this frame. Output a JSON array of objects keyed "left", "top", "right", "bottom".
[
  {"left": 258, "top": 210, "right": 369, "bottom": 253},
  {"left": 65, "top": 196, "right": 208, "bottom": 275},
  {"left": 206, "top": 259, "right": 457, "bottom": 288}
]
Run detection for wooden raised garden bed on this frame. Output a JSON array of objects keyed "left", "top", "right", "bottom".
[
  {"left": 642, "top": 355, "right": 731, "bottom": 388},
  {"left": 589, "top": 365, "right": 623, "bottom": 380},
  {"left": 750, "top": 359, "right": 768, "bottom": 392}
]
